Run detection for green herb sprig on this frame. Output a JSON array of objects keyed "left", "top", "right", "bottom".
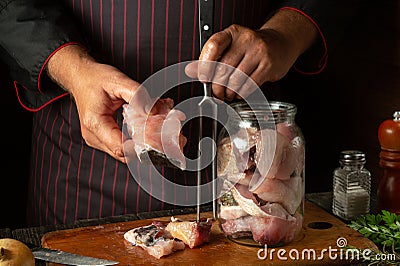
[
  {"left": 348, "top": 210, "right": 400, "bottom": 251},
  {"left": 347, "top": 211, "right": 400, "bottom": 265}
]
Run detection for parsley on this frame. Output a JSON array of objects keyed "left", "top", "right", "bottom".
[
  {"left": 348, "top": 210, "right": 400, "bottom": 251},
  {"left": 347, "top": 211, "right": 400, "bottom": 265}
]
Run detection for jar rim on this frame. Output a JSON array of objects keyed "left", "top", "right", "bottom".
[
  {"left": 229, "top": 100, "right": 297, "bottom": 113},
  {"left": 225, "top": 100, "right": 297, "bottom": 128}
]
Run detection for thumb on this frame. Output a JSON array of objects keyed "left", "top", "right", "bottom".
[
  {"left": 184, "top": 61, "right": 199, "bottom": 79},
  {"left": 128, "top": 85, "right": 154, "bottom": 114}
]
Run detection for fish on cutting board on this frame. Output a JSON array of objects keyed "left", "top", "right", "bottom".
[
  {"left": 166, "top": 217, "right": 212, "bottom": 248},
  {"left": 124, "top": 217, "right": 213, "bottom": 259},
  {"left": 123, "top": 221, "right": 185, "bottom": 259}
]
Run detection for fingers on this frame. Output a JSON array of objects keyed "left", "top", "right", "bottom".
[
  {"left": 197, "top": 25, "right": 272, "bottom": 101},
  {"left": 233, "top": 60, "right": 271, "bottom": 100},
  {"left": 198, "top": 30, "right": 232, "bottom": 81},
  {"left": 110, "top": 71, "right": 142, "bottom": 105},
  {"left": 210, "top": 62, "right": 236, "bottom": 100},
  {"left": 74, "top": 65, "right": 141, "bottom": 163},
  {"left": 211, "top": 56, "right": 260, "bottom": 101},
  {"left": 122, "top": 139, "right": 138, "bottom": 163},
  {"left": 81, "top": 116, "right": 127, "bottom": 163},
  {"left": 188, "top": 24, "right": 293, "bottom": 102},
  {"left": 129, "top": 85, "right": 154, "bottom": 114},
  {"left": 225, "top": 59, "right": 258, "bottom": 100},
  {"left": 184, "top": 61, "right": 198, "bottom": 79}
]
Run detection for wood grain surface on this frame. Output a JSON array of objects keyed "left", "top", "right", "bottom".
[{"left": 41, "top": 201, "right": 377, "bottom": 265}]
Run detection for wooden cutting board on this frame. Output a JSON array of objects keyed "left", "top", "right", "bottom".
[{"left": 41, "top": 201, "right": 377, "bottom": 265}]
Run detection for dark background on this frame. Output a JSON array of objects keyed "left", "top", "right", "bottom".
[
  {"left": 0, "top": 61, "right": 32, "bottom": 229},
  {"left": 282, "top": 0, "right": 400, "bottom": 195},
  {"left": 1, "top": 1, "right": 399, "bottom": 229}
]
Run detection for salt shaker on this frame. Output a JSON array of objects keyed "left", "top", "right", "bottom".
[
  {"left": 377, "top": 111, "right": 400, "bottom": 214},
  {"left": 332, "top": 150, "right": 371, "bottom": 221}
]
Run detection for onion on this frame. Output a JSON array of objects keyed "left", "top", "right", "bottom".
[{"left": 0, "top": 238, "right": 35, "bottom": 266}]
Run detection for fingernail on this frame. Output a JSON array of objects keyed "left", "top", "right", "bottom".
[{"left": 199, "top": 74, "right": 208, "bottom": 82}]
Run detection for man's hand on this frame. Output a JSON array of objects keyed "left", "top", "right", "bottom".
[
  {"left": 46, "top": 45, "right": 140, "bottom": 163},
  {"left": 186, "top": 9, "right": 317, "bottom": 101}
]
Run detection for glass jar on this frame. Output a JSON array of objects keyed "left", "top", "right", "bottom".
[
  {"left": 217, "top": 101, "right": 305, "bottom": 247},
  {"left": 332, "top": 150, "right": 371, "bottom": 221}
]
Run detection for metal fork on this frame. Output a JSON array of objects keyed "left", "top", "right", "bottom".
[{"left": 197, "top": 0, "right": 217, "bottom": 222}]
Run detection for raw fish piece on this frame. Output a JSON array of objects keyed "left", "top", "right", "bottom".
[
  {"left": 217, "top": 137, "right": 240, "bottom": 177},
  {"left": 219, "top": 205, "right": 248, "bottom": 220},
  {"left": 220, "top": 212, "right": 303, "bottom": 246},
  {"left": 165, "top": 217, "right": 213, "bottom": 248},
  {"left": 253, "top": 176, "right": 303, "bottom": 214},
  {"left": 253, "top": 128, "right": 297, "bottom": 181},
  {"left": 123, "top": 222, "right": 185, "bottom": 259},
  {"left": 218, "top": 128, "right": 298, "bottom": 186},
  {"left": 217, "top": 134, "right": 254, "bottom": 177},
  {"left": 217, "top": 136, "right": 257, "bottom": 186},
  {"left": 276, "top": 122, "right": 295, "bottom": 141},
  {"left": 135, "top": 238, "right": 185, "bottom": 259},
  {"left": 122, "top": 88, "right": 187, "bottom": 169},
  {"left": 231, "top": 127, "right": 259, "bottom": 153},
  {"left": 124, "top": 216, "right": 213, "bottom": 260},
  {"left": 230, "top": 184, "right": 295, "bottom": 221},
  {"left": 231, "top": 183, "right": 259, "bottom": 208},
  {"left": 246, "top": 212, "right": 303, "bottom": 246},
  {"left": 221, "top": 216, "right": 251, "bottom": 236}
]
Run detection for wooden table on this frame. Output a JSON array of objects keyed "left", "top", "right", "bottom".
[
  {"left": 39, "top": 201, "right": 377, "bottom": 265},
  {"left": 0, "top": 193, "right": 376, "bottom": 265}
]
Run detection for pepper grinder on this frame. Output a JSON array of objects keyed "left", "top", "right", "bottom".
[{"left": 377, "top": 111, "right": 400, "bottom": 214}]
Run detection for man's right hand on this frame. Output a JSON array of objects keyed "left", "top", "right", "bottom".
[{"left": 46, "top": 45, "right": 140, "bottom": 163}]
